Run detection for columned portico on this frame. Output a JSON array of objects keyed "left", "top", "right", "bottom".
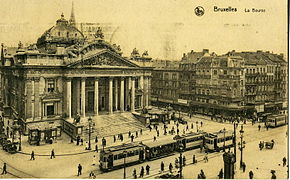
[{"left": 81, "top": 77, "right": 86, "bottom": 118}]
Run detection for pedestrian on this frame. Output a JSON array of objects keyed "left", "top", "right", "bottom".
[
  {"left": 71, "top": 137, "right": 74, "bottom": 143},
  {"left": 203, "top": 153, "right": 208, "bottom": 163},
  {"left": 1, "top": 163, "right": 7, "bottom": 175},
  {"left": 177, "top": 128, "right": 179, "bottom": 135},
  {"left": 176, "top": 123, "right": 179, "bottom": 128},
  {"left": 157, "top": 130, "right": 159, "bottom": 137},
  {"left": 283, "top": 157, "right": 287, "bottom": 167},
  {"left": 160, "top": 161, "right": 164, "bottom": 172},
  {"left": 77, "top": 136, "right": 80, "bottom": 145},
  {"left": 218, "top": 169, "right": 223, "bottom": 179},
  {"left": 175, "top": 158, "right": 179, "bottom": 169},
  {"left": 77, "top": 164, "right": 82, "bottom": 176},
  {"left": 200, "top": 144, "right": 203, "bottom": 153},
  {"left": 191, "top": 123, "right": 194, "bottom": 129},
  {"left": 102, "top": 137, "right": 106, "bottom": 148},
  {"left": 120, "top": 134, "right": 123, "bottom": 141},
  {"left": 153, "top": 136, "right": 156, "bottom": 141},
  {"left": 140, "top": 129, "right": 143, "bottom": 135},
  {"left": 30, "top": 151, "right": 35, "bottom": 160},
  {"left": 249, "top": 170, "right": 254, "bottom": 179},
  {"left": 169, "top": 163, "right": 173, "bottom": 173},
  {"left": 183, "top": 155, "right": 186, "bottom": 166},
  {"left": 186, "top": 124, "right": 189, "bottom": 131},
  {"left": 50, "top": 149, "right": 55, "bottom": 159},
  {"left": 128, "top": 131, "right": 131, "bottom": 138},
  {"left": 95, "top": 144, "right": 98, "bottom": 152},
  {"left": 92, "top": 155, "right": 96, "bottom": 165},
  {"left": 200, "top": 121, "right": 203, "bottom": 127},
  {"left": 136, "top": 131, "right": 138, "bottom": 138},
  {"left": 258, "top": 124, "right": 261, "bottom": 131},
  {"left": 131, "top": 135, "right": 134, "bottom": 142},
  {"left": 80, "top": 138, "right": 83, "bottom": 145},
  {"left": 89, "top": 171, "right": 96, "bottom": 179},
  {"left": 140, "top": 166, "right": 144, "bottom": 178},
  {"left": 149, "top": 125, "right": 152, "bottom": 132},
  {"left": 193, "top": 155, "right": 196, "bottom": 164},
  {"left": 146, "top": 164, "right": 150, "bottom": 175},
  {"left": 242, "top": 162, "right": 246, "bottom": 172},
  {"left": 85, "top": 142, "right": 89, "bottom": 150},
  {"left": 271, "top": 170, "right": 276, "bottom": 179},
  {"left": 200, "top": 169, "right": 206, "bottom": 179},
  {"left": 266, "top": 125, "right": 269, "bottom": 131},
  {"left": 133, "top": 169, "right": 137, "bottom": 179}
]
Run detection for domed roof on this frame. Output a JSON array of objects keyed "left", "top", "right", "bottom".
[{"left": 36, "top": 13, "right": 85, "bottom": 52}]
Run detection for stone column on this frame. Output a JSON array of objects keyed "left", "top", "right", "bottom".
[
  {"left": 140, "top": 76, "right": 144, "bottom": 108},
  {"left": 131, "top": 77, "right": 135, "bottom": 112},
  {"left": 81, "top": 77, "right": 86, "bottom": 118},
  {"left": 31, "top": 79, "right": 35, "bottom": 120},
  {"left": 67, "top": 78, "right": 72, "bottom": 119},
  {"left": 147, "top": 76, "right": 151, "bottom": 106},
  {"left": 120, "top": 77, "right": 125, "bottom": 112},
  {"left": 145, "top": 77, "right": 149, "bottom": 107},
  {"left": 76, "top": 79, "right": 81, "bottom": 114},
  {"left": 114, "top": 78, "right": 118, "bottom": 111},
  {"left": 109, "top": 78, "right": 113, "bottom": 114},
  {"left": 127, "top": 77, "right": 131, "bottom": 111},
  {"left": 94, "top": 78, "right": 99, "bottom": 115}
]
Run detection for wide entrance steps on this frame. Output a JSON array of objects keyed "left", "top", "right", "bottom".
[{"left": 81, "top": 112, "right": 145, "bottom": 140}]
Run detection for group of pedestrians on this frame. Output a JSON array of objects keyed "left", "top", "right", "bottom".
[{"left": 132, "top": 165, "right": 150, "bottom": 178}]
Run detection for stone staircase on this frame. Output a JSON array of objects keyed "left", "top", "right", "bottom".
[{"left": 81, "top": 112, "right": 145, "bottom": 140}]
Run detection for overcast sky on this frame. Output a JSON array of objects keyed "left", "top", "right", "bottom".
[{"left": 0, "top": 0, "right": 287, "bottom": 60}]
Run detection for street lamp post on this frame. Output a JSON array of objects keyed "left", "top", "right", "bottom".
[
  {"left": 88, "top": 117, "right": 92, "bottom": 150},
  {"left": 233, "top": 122, "right": 237, "bottom": 161},
  {"left": 18, "top": 128, "right": 22, "bottom": 151},
  {"left": 238, "top": 125, "right": 245, "bottom": 168},
  {"left": 123, "top": 151, "right": 127, "bottom": 179},
  {"left": 178, "top": 143, "right": 184, "bottom": 178},
  {"left": 223, "top": 127, "right": 226, "bottom": 152}
]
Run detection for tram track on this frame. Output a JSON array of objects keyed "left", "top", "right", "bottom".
[{"left": 0, "top": 157, "right": 38, "bottom": 178}]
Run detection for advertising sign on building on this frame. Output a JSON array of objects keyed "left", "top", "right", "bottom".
[{"left": 178, "top": 99, "right": 188, "bottom": 104}]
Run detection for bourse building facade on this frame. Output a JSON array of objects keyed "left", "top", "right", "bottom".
[{"left": 0, "top": 14, "right": 152, "bottom": 138}]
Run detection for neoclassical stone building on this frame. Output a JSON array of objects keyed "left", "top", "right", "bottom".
[{"left": 0, "top": 14, "right": 152, "bottom": 137}]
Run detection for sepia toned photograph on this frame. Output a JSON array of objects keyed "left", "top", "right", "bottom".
[{"left": 0, "top": 0, "right": 288, "bottom": 179}]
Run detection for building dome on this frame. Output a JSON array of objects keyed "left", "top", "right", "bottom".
[{"left": 36, "top": 13, "right": 85, "bottom": 53}]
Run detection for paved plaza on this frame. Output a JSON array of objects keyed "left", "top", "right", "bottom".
[{"left": 0, "top": 112, "right": 288, "bottom": 179}]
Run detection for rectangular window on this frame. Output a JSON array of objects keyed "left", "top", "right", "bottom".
[
  {"left": 47, "top": 79, "right": 55, "bottom": 93},
  {"left": 47, "top": 104, "right": 55, "bottom": 116}
]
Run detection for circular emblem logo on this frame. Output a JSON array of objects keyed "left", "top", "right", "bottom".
[{"left": 195, "top": 6, "right": 205, "bottom": 16}]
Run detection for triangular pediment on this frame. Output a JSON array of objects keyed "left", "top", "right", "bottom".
[{"left": 67, "top": 50, "right": 139, "bottom": 68}]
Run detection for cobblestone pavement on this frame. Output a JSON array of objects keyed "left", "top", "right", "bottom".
[{"left": 0, "top": 111, "right": 288, "bottom": 178}]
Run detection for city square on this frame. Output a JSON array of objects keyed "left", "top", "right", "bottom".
[{"left": 0, "top": 0, "right": 288, "bottom": 179}]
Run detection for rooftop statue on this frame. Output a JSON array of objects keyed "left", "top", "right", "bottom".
[{"left": 95, "top": 27, "right": 104, "bottom": 39}]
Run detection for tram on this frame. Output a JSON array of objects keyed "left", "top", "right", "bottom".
[
  {"left": 142, "top": 136, "right": 177, "bottom": 160},
  {"left": 204, "top": 130, "right": 234, "bottom": 152},
  {"left": 174, "top": 132, "right": 205, "bottom": 150},
  {"left": 99, "top": 142, "right": 145, "bottom": 171},
  {"left": 266, "top": 114, "right": 287, "bottom": 127}
]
